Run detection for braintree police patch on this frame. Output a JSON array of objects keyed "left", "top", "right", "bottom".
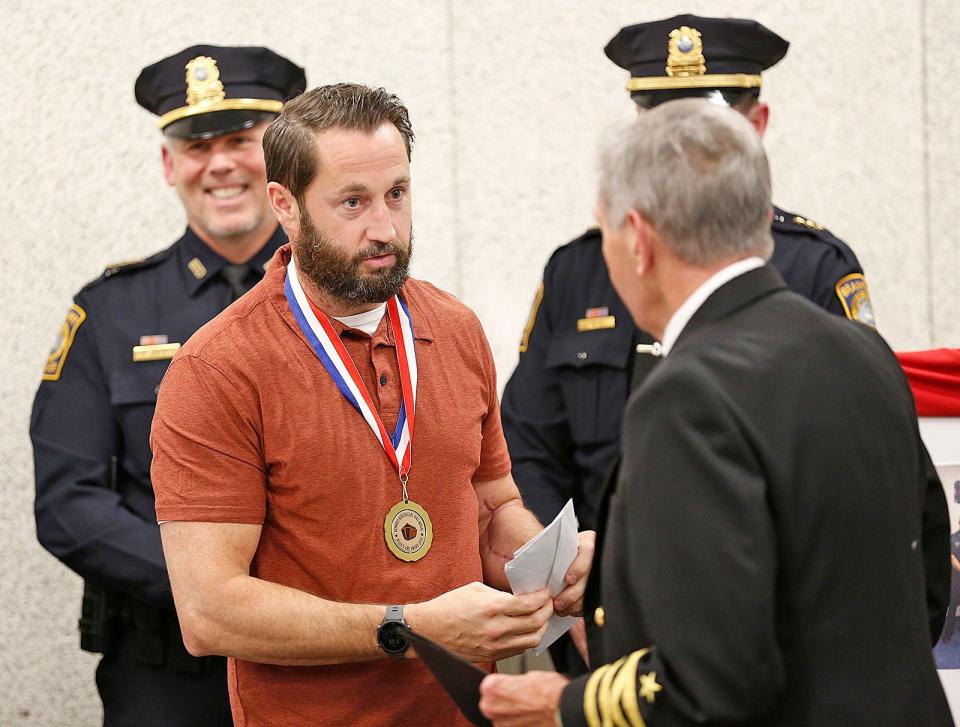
[
  {"left": 835, "top": 273, "right": 876, "bottom": 327},
  {"left": 43, "top": 304, "right": 87, "bottom": 381}
]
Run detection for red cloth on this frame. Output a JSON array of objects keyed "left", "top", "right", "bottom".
[{"left": 895, "top": 348, "right": 960, "bottom": 416}]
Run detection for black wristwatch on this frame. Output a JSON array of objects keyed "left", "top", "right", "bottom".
[{"left": 376, "top": 605, "right": 409, "bottom": 659}]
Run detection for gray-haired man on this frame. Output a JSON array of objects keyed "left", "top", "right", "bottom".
[{"left": 480, "top": 99, "right": 950, "bottom": 727}]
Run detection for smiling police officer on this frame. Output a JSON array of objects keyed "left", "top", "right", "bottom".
[
  {"left": 30, "top": 45, "right": 305, "bottom": 726},
  {"left": 501, "top": 14, "right": 875, "bottom": 676}
]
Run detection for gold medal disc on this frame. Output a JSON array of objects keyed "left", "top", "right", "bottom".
[{"left": 384, "top": 500, "right": 433, "bottom": 562}]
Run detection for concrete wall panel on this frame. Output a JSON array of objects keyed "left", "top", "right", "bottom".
[{"left": 926, "top": 0, "right": 960, "bottom": 348}]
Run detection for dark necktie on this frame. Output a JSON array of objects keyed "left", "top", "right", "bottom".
[{"left": 222, "top": 264, "right": 259, "bottom": 303}]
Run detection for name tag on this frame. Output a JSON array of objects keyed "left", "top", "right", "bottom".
[
  {"left": 577, "top": 315, "right": 616, "bottom": 332},
  {"left": 132, "top": 343, "right": 181, "bottom": 362}
]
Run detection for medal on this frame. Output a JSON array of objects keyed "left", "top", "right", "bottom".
[
  {"left": 284, "top": 258, "right": 432, "bottom": 561},
  {"left": 385, "top": 501, "right": 433, "bottom": 562}
]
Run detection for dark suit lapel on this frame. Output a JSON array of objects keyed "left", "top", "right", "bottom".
[{"left": 673, "top": 264, "right": 787, "bottom": 352}]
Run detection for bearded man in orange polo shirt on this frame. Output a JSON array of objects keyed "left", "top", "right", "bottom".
[{"left": 150, "top": 83, "right": 595, "bottom": 726}]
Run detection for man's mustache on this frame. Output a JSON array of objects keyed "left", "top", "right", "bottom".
[{"left": 352, "top": 241, "right": 407, "bottom": 265}]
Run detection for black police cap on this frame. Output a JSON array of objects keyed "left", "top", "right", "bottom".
[
  {"left": 605, "top": 14, "right": 788, "bottom": 105},
  {"left": 135, "top": 45, "right": 306, "bottom": 139}
]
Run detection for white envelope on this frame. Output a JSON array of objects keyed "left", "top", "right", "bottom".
[{"left": 504, "top": 499, "right": 580, "bottom": 655}]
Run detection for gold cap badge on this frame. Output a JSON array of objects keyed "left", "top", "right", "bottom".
[
  {"left": 626, "top": 25, "right": 762, "bottom": 93},
  {"left": 185, "top": 56, "right": 226, "bottom": 107},
  {"left": 667, "top": 26, "right": 706, "bottom": 77},
  {"left": 157, "top": 55, "right": 284, "bottom": 131}
]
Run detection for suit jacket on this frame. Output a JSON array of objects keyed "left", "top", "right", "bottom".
[{"left": 560, "top": 265, "right": 951, "bottom": 727}]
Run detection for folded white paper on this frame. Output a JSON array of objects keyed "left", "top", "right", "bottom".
[{"left": 504, "top": 499, "right": 580, "bottom": 655}]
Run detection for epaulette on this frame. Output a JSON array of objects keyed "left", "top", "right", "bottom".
[
  {"left": 772, "top": 208, "right": 834, "bottom": 237},
  {"left": 543, "top": 226, "right": 602, "bottom": 273},
  {"left": 103, "top": 258, "right": 146, "bottom": 276},
  {"left": 103, "top": 247, "right": 171, "bottom": 277},
  {"left": 771, "top": 206, "right": 861, "bottom": 269},
  {"left": 550, "top": 225, "right": 601, "bottom": 259},
  {"left": 80, "top": 246, "right": 173, "bottom": 293}
]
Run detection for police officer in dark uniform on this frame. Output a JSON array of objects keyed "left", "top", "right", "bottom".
[
  {"left": 30, "top": 45, "right": 305, "bottom": 726},
  {"left": 501, "top": 15, "right": 875, "bottom": 675}
]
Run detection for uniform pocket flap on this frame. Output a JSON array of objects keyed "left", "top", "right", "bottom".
[
  {"left": 110, "top": 367, "right": 166, "bottom": 406},
  {"left": 545, "top": 330, "right": 632, "bottom": 370}
]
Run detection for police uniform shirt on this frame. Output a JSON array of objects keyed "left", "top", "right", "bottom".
[
  {"left": 502, "top": 209, "right": 870, "bottom": 532},
  {"left": 31, "top": 225, "right": 284, "bottom": 605}
]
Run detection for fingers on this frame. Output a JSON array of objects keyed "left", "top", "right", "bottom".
[
  {"left": 480, "top": 671, "right": 570, "bottom": 722},
  {"left": 553, "top": 574, "right": 587, "bottom": 615},
  {"left": 554, "top": 531, "right": 596, "bottom": 616},
  {"left": 502, "top": 587, "right": 552, "bottom": 616},
  {"left": 565, "top": 530, "right": 596, "bottom": 582},
  {"left": 553, "top": 586, "right": 585, "bottom": 616},
  {"left": 494, "top": 595, "right": 554, "bottom": 640}
]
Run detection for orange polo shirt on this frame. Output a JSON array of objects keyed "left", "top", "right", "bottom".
[{"left": 151, "top": 245, "right": 511, "bottom": 726}]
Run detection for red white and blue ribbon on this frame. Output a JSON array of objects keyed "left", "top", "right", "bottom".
[{"left": 284, "top": 257, "right": 417, "bottom": 479}]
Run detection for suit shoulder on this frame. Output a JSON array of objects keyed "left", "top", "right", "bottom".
[{"left": 771, "top": 207, "right": 861, "bottom": 268}]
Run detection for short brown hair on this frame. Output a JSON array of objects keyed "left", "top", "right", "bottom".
[{"left": 263, "top": 83, "right": 415, "bottom": 203}]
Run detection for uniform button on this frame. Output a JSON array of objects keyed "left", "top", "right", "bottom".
[
  {"left": 594, "top": 606, "right": 605, "bottom": 628},
  {"left": 379, "top": 373, "right": 388, "bottom": 386},
  {"left": 577, "top": 352, "right": 588, "bottom": 360}
]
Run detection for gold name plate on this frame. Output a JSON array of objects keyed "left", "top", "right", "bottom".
[
  {"left": 132, "top": 343, "right": 181, "bottom": 362},
  {"left": 577, "top": 315, "right": 616, "bottom": 332}
]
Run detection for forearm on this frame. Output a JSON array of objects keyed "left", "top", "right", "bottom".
[
  {"left": 162, "top": 521, "right": 387, "bottom": 666},
  {"left": 178, "top": 571, "right": 385, "bottom": 666},
  {"left": 480, "top": 497, "right": 542, "bottom": 591}
]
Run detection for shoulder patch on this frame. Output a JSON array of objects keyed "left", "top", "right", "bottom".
[
  {"left": 835, "top": 273, "right": 876, "bottom": 326},
  {"left": 42, "top": 304, "right": 86, "bottom": 381},
  {"left": 518, "top": 282, "right": 545, "bottom": 353}
]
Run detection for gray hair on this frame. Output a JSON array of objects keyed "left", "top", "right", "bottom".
[{"left": 598, "top": 98, "right": 774, "bottom": 265}]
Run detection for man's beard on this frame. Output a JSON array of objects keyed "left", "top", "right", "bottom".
[{"left": 294, "top": 210, "right": 412, "bottom": 306}]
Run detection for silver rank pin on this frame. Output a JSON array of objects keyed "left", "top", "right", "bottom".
[{"left": 636, "top": 342, "right": 663, "bottom": 356}]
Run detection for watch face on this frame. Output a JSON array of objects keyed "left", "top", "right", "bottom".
[{"left": 377, "top": 621, "right": 408, "bottom": 654}]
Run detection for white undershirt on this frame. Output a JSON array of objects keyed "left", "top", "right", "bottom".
[
  {"left": 333, "top": 303, "right": 387, "bottom": 335},
  {"left": 660, "top": 257, "right": 765, "bottom": 356}
]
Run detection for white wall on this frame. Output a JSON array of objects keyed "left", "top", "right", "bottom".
[{"left": 2, "top": 1, "right": 958, "bottom": 723}]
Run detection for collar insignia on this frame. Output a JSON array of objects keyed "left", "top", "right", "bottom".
[{"left": 187, "top": 257, "right": 207, "bottom": 280}]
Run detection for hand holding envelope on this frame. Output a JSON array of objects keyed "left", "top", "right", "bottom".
[
  {"left": 504, "top": 499, "right": 592, "bottom": 655},
  {"left": 409, "top": 500, "right": 594, "bottom": 725}
]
